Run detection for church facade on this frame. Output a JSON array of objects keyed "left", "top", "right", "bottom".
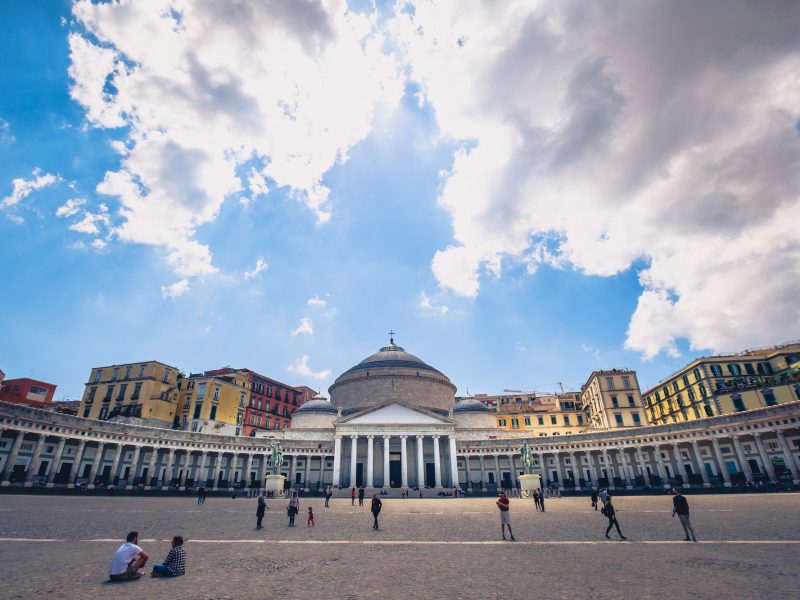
[{"left": 1, "top": 340, "right": 800, "bottom": 493}]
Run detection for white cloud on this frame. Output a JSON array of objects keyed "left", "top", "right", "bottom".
[
  {"left": 1, "top": 168, "right": 61, "bottom": 209},
  {"left": 418, "top": 291, "right": 449, "bottom": 316},
  {"left": 161, "top": 278, "right": 190, "bottom": 299},
  {"left": 290, "top": 317, "right": 314, "bottom": 337},
  {"left": 244, "top": 258, "right": 268, "bottom": 280},
  {"left": 0, "top": 118, "right": 14, "bottom": 144},
  {"left": 288, "top": 354, "right": 331, "bottom": 380},
  {"left": 307, "top": 295, "right": 327, "bottom": 308},
  {"left": 69, "top": 0, "right": 404, "bottom": 282},
  {"left": 581, "top": 344, "right": 601, "bottom": 362},
  {"left": 390, "top": 0, "right": 800, "bottom": 358},
  {"left": 56, "top": 197, "right": 86, "bottom": 217}
]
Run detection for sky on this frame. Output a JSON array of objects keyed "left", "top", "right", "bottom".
[{"left": 1, "top": 0, "right": 799, "bottom": 402}]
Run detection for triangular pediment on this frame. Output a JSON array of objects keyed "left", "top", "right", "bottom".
[{"left": 340, "top": 402, "right": 450, "bottom": 425}]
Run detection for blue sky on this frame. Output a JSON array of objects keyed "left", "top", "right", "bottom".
[{"left": 2, "top": 1, "right": 798, "bottom": 401}]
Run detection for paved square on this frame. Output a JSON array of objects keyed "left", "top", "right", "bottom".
[{"left": 1, "top": 493, "right": 799, "bottom": 599}]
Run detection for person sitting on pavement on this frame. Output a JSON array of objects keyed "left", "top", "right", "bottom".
[
  {"left": 151, "top": 536, "right": 186, "bottom": 577},
  {"left": 109, "top": 531, "right": 149, "bottom": 581}
]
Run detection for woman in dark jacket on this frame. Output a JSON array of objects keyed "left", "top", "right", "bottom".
[
  {"left": 370, "top": 494, "right": 382, "bottom": 530},
  {"left": 602, "top": 497, "right": 627, "bottom": 540}
]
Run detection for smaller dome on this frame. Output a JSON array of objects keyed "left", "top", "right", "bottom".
[
  {"left": 295, "top": 394, "right": 337, "bottom": 414},
  {"left": 453, "top": 397, "right": 490, "bottom": 413}
]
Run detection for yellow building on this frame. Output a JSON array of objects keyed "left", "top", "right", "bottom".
[
  {"left": 643, "top": 344, "right": 800, "bottom": 425},
  {"left": 580, "top": 369, "right": 645, "bottom": 429},
  {"left": 79, "top": 361, "right": 181, "bottom": 428},
  {"left": 177, "top": 370, "right": 248, "bottom": 436},
  {"left": 471, "top": 391, "right": 589, "bottom": 436}
]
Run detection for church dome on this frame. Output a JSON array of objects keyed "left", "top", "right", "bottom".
[
  {"left": 294, "top": 393, "right": 337, "bottom": 414},
  {"left": 328, "top": 336, "right": 456, "bottom": 411},
  {"left": 453, "top": 397, "right": 490, "bottom": 413}
]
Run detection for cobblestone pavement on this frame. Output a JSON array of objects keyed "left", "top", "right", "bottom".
[{"left": 1, "top": 493, "right": 798, "bottom": 599}]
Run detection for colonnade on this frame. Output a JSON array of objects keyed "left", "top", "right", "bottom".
[{"left": 331, "top": 433, "right": 459, "bottom": 489}]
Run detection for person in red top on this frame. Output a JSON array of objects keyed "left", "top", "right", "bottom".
[
  {"left": 351, "top": 487, "right": 356, "bottom": 506},
  {"left": 496, "top": 492, "right": 515, "bottom": 541}
]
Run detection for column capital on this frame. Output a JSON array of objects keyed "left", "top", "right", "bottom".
[
  {"left": 753, "top": 432, "right": 762, "bottom": 438},
  {"left": 350, "top": 434, "right": 358, "bottom": 440},
  {"left": 776, "top": 429, "right": 787, "bottom": 439},
  {"left": 433, "top": 434, "right": 440, "bottom": 439},
  {"left": 367, "top": 435, "right": 374, "bottom": 440},
  {"left": 416, "top": 434, "right": 424, "bottom": 440},
  {"left": 334, "top": 434, "right": 342, "bottom": 440}
]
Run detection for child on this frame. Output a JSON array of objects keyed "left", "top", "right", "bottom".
[
  {"left": 151, "top": 536, "right": 186, "bottom": 577},
  {"left": 307, "top": 506, "right": 315, "bottom": 527}
]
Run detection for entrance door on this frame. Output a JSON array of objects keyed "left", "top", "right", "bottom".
[
  {"left": 37, "top": 461, "right": 49, "bottom": 476},
  {"left": 389, "top": 461, "right": 401, "bottom": 487},
  {"left": 356, "top": 463, "right": 363, "bottom": 487},
  {"left": 425, "top": 463, "right": 435, "bottom": 487}
]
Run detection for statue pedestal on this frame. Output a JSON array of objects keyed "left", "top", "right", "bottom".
[
  {"left": 519, "top": 474, "right": 541, "bottom": 495},
  {"left": 265, "top": 474, "right": 285, "bottom": 495}
]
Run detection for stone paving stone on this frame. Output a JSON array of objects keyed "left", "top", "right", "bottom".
[{"left": 0, "top": 493, "right": 798, "bottom": 599}]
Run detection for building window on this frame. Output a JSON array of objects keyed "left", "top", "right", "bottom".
[
  {"left": 710, "top": 364, "right": 723, "bottom": 377},
  {"left": 197, "top": 383, "right": 206, "bottom": 399},
  {"left": 682, "top": 374, "right": 689, "bottom": 387},
  {"left": 131, "top": 382, "right": 142, "bottom": 400},
  {"left": 632, "top": 413, "right": 641, "bottom": 425},
  {"left": 163, "top": 369, "right": 171, "bottom": 383},
  {"left": 538, "top": 416, "right": 544, "bottom": 425},
  {"left": 627, "top": 394, "right": 635, "bottom": 406},
  {"left": 193, "top": 404, "right": 202, "bottom": 419},
  {"left": 210, "top": 405, "right": 218, "bottom": 420},
  {"left": 611, "top": 395, "right": 618, "bottom": 408},
  {"left": 104, "top": 385, "right": 115, "bottom": 401},
  {"left": 692, "top": 368, "right": 701, "bottom": 382},
  {"left": 112, "top": 367, "right": 119, "bottom": 380},
  {"left": 563, "top": 415, "right": 570, "bottom": 426},
  {"left": 87, "top": 387, "right": 97, "bottom": 402},
  {"left": 511, "top": 418, "right": 519, "bottom": 429},
  {"left": 622, "top": 376, "right": 631, "bottom": 389},
  {"left": 138, "top": 364, "right": 146, "bottom": 377},
  {"left": 577, "top": 415, "right": 584, "bottom": 425},
  {"left": 732, "top": 395, "right": 746, "bottom": 412},
  {"left": 498, "top": 419, "right": 506, "bottom": 427},
  {"left": 98, "top": 407, "right": 108, "bottom": 420},
  {"left": 727, "top": 363, "right": 742, "bottom": 376},
  {"left": 762, "top": 389, "right": 777, "bottom": 406},
  {"left": 524, "top": 417, "right": 531, "bottom": 426},
  {"left": 94, "top": 370, "right": 102, "bottom": 383},
  {"left": 213, "top": 385, "right": 220, "bottom": 401},
  {"left": 745, "top": 363, "right": 755, "bottom": 375},
  {"left": 614, "top": 414, "right": 623, "bottom": 426},
  {"left": 124, "top": 366, "right": 132, "bottom": 379},
  {"left": 550, "top": 416, "right": 557, "bottom": 425},
  {"left": 605, "top": 377, "right": 615, "bottom": 390},
  {"left": 116, "top": 384, "right": 127, "bottom": 402},
  {"left": 704, "top": 403, "right": 713, "bottom": 417}
]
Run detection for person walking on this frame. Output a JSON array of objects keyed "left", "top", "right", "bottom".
[
  {"left": 599, "top": 487, "right": 608, "bottom": 507},
  {"left": 351, "top": 487, "right": 356, "bottom": 506},
  {"left": 256, "top": 491, "right": 269, "bottom": 529},
  {"left": 358, "top": 486, "right": 365, "bottom": 506},
  {"left": 371, "top": 493, "right": 382, "bottom": 529},
  {"left": 496, "top": 492, "right": 515, "bottom": 541},
  {"left": 307, "top": 506, "right": 315, "bottom": 527},
  {"left": 533, "top": 488, "right": 541, "bottom": 512},
  {"left": 590, "top": 488, "right": 599, "bottom": 511},
  {"left": 672, "top": 488, "right": 697, "bottom": 542},
  {"left": 287, "top": 491, "right": 300, "bottom": 527},
  {"left": 324, "top": 486, "right": 332, "bottom": 507},
  {"left": 602, "top": 497, "right": 626, "bottom": 540},
  {"left": 539, "top": 488, "right": 545, "bottom": 513},
  {"left": 197, "top": 487, "right": 204, "bottom": 505}
]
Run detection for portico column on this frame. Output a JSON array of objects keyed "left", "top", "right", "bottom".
[
  {"left": 164, "top": 448, "right": 176, "bottom": 486},
  {"left": 108, "top": 444, "right": 124, "bottom": 485},
  {"left": 349, "top": 436, "right": 358, "bottom": 488},
  {"left": 415, "top": 435, "right": 425, "bottom": 488},
  {"left": 1, "top": 433, "right": 25, "bottom": 482},
  {"left": 753, "top": 433, "right": 777, "bottom": 481},
  {"left": 197, "top": 452, "right": 208, "bottom": 486},
  {"left": 366, "top": 436, "right": 374, "bottom": 488},
  {"left": 653, "top": 445, "right": 668, "bottom": 487},
  {"left": 400, "top": 435, "right": 409, "bottom": 488},
  {"left": 47, "top": 438, "right": 67, "bottom": 484},
  {"left": 290, "top": 454, "right": 298, "bottom": 487},
  {"left": 710, "top": 438, "right": 730, "bottom": 486},
  {"left": 776, "top": 430, "right": 800, "bottom": 482},
  {"left": 602, "top": 449, "right": 615, "bottom": 490},
  {"left": 145, "top": 448, "right": 159, "bottom": 488},
  {"left": 589, "top": 451, "right": 600, "bottom": 485},
  {"left": 618, "top": 450, "right": 632, "bottom": 488},
  {"left": 508, "top": 453, "right": 516, "bottom": 488},
  {"left": 332, "top": 436, "right": 342, "bottom": 487},
  {"left": 635, "top": 446, "right": 647, "bottom": 486},
  {"left": 24, "top": 435, "right": 46, "bottom": 484},
  {"left": 570, "top": 452, "right": 581, "bottom": 491},
  {"left": 432, "top": 435, "right": 441, "bottom": 488},
  {"left": 691, "top": 441, "right": 710, "bottom": 486},
  {"left": 180, "top": 452, "right": 192, "bottom": 487},
  {"left": 672, "top": 443, "right": 689, "bottom": 487},
  {"left": 479, "top": 455, "right": 487, "bottom": 491},
  {"left": 245, "top": 453, "right": 254, "bottom": 488},
  {"left": 493, "top": 454, "right": 501, "bottom": 488},
  {"left": 128, "top": 445, "right": 143, "bottom": 487},
  {"left": 449, "top": 437, "right": 459, "bottom": 488},
  {"left": 87, "top": 442, "right": 105, "bottom": 485},
  {"left": 257, "top": 452, "right": 266, "bottom": 486},
  {"left": 73, "top": 440, "right": 87, "bottom": 482},
  {"left": 731, "top": 435, "right": 753, "bottom": 483},
  {"left": 555, "top": 453, "right": 567, "bottom": 490},
  {"left": 300, "top": 454, "right": 309, "bottom": 491},
  {"left": 383, "top": 436, "right": 391, "bottom": 487}
]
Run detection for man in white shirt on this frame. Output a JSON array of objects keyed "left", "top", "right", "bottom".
[{"left": 109, "top": 531, "right": 149, "bottom": 580}]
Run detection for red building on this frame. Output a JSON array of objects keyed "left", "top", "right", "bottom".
[
  {"left": 0, "top": 377, "right": 57, "bottom": 408},
  {"left": 206, "top": 368, "right": 314, "bottom": 436}
]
